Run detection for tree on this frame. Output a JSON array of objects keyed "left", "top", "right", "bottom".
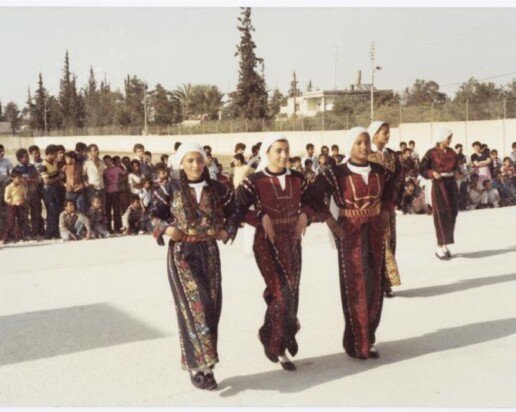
[
  {"left": 307, "top": 80, "right": 313, "bottom": 92},
  {"left": 268, "top": 88, "right": 286, "bottom": 118},
  {"left": 5, "top": 102, "right": 21, "bottom": 134},
  {"left": 84, "top": 67, "right": 100, "bottom": 128},
  {"left": 151, "top": 83, "right": 177, "bottom": 125},
  {"left": 121, "top": 74, "right": 146, "bottom": 127},
  {"left": 59, "top": 50, "right": 74, "bottom": 128},
  {"left": 34, "top": 73, "right": 48, "bottom": 131},
  {"left": 453, "top": 77, "right": 505, "bottom": 120},
  {"left": 403, "top": 79, "right": 447, "bottom": 106},
  {"left": 229, "top": 7, "right": 268, "bottom": 119},
  {"left": 0, "top": 99, "right": 3, "bottom": 121},
  {"left": 288, "top": 71, "right": 301, "bottom": 98},
  {"left": 25, "top": 88, "right": 36, "bottom": 129}
]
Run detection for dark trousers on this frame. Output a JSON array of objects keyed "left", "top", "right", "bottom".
[
  {"left": 42, "top": 185, "right": 61, "bottom": 239},
  {"left": 66, "top": 191, "right": 88, "bottom": 214},
  {"left": 105, "top": 192, "right": 122, "bottom": 232},
  {"left": 25, "top": 193, "right": 44, "bottom": 237},
  {"left": 1, "top": 205, "right": 26, "bottom": 241}
]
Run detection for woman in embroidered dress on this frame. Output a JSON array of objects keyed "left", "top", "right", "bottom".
[
  {"left": 235, "top": 134, "right": 311, "bottom": 371},
  {"left": 307, "top": 127, "right": 391, "bottom": 359},
  {"left": 149, "top": 142, "right": 238, "bottom": 391},
  {"left": 419, "top": 127, "right": 459, "bottom": 260}
]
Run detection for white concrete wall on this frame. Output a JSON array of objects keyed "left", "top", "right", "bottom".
[{"left": 1, "top": 118, "right": 514, "bottom": 159}]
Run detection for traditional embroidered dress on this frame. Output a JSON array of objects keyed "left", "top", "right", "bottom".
[
  {"left": 307, "top": 127, "right": 390, "bottom": 359},
  {"left": 367, "top": 121, "right": 403, "bottom": 288},
  {"left": 149, "top": 144, "right": 238, "bottom": 372},
  {"left": 420, "top": 138, "right": 459, "bottom": 246},
  {"left": 235, "top": 134, "right": 312, "bottom": 363}
]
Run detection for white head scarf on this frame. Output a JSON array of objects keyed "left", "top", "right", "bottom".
[
  {"left": 172, "top": 141, "right": 207, "bottom": 169},
  {"left": 343, "top": 127, "right": 369, "bottom": 162},
  {"left": 256, "top": 133, "right": 289, "bottom": 172},
  {"left": 367, "top": 121, "right": 388, "bottom": 140},
  {"left": 433, "top": 126, "right": 453, "bottom": 144}
]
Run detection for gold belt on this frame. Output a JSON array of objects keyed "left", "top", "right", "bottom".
[
  {"left": 271, "top": 216, "right": 298, "bottom": 226},
  {"left": 339, "top": 203, "right": 381, "bottom": 218}
]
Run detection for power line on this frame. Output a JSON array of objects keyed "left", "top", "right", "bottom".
[{"left": 440, "top": 71, "right": 516, "bottom": 88}]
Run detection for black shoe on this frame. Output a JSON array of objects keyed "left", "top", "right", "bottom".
[
  {"left": 280, "top": 361, "right": 297, "bottom": 371},
  {"left": 189, "top": 372, "right": 206, "bottom": 390},
  {"left": 445, "top": 250, "right": 452, "bottom": 259},
  {"left": 385, "top": 290, "right": 395, "bottom": 298},
  {"left": 435, "top": 252, "right": 449, "bottom": 261},
  {"left": 369, "top": 346, "right": 380, "bottom": 359},
  {"left": 203, "top": 373, "right": 218, "bottom": 390}
]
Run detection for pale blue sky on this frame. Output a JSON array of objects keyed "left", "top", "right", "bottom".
[{"left": 1, "top": 7, "right": 516, "bottom": 107}]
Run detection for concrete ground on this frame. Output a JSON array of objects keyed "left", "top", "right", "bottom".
[{"left": 0, "top": 206, "right": 515, "bottom": 406}]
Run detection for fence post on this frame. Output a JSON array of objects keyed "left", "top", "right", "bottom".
[
  {"left": 503, "top": 98, "right": 507, "bottom": 157},
  {"left": 280, "top": 119, "right": 283, "bottom": 131},
  {"left": 465, "top": 99, "right": 469, "bottom": 150},
  {"left": 201, "top": 122, "right": 204, "bottom": 134},
  {"left": 345, "top": 114, "right": 349, "bottom": 130},
  {"left": 322, "top": 112, "right": 325, "bottom": 131},
  {"left": 262, "top": 118, "right": 265, "bottom": 132}
]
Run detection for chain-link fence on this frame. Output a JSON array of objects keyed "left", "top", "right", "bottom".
[{"left": 4, "top": 98, "right": 516, "bottom": 137}]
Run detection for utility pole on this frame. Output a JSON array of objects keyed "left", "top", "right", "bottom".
[
  {"left": 370, "top": 42, "right": 382, "bottom": 122},
  {"left": 334, "top": 46, "right": 338, "bottom": 90},
  {"left": 142, "top": 83, "right": 149, "bottom": 135},
  {"left": 44, "top": 96, "right": 48, "bottom": 136}
]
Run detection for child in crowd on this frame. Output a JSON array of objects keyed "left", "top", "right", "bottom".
[
  {"left": 480, "top": 180, "right": 500, "bottom": 208},
  {"left": 303, "top": 159, "right": 316, "bottom": 184},
  {"left": 103, "top": 155, "right": 126, "bottom": 233},
  {"left": 468, "top": 173, "right": 484, "bottom": 210},
  {"left": 59, "top": 199, "right": 92, "bottom": 241},
  {"left": 133, "top": 144, "right": 152, "bottom": 180},
  {"left": 292, "top": 156, "right": 303, "bottom": 172},
  {"left": 88, "top": 195, "right": 110, "bottom": 239},
  {"left": 122, "top": 194, "right": 143, "bottom": 235},
  {"left": 500, "top": 157, "right": 515, "bottom": 178},
  {"left": 401, "top": 180, "right": 416, "bottom": 215},
  {"left": 83, "top": 143, "right": 106, "bottom": 207},
  {"left": 62, "top": 151, "right": 88, "bottom": 214},
  {"left": 128, "top": 160, "right": 145, "bottom": 195},
  {"left": 216, "top": 163, "right": 232, "bottom": 190},
  {"left": 0, "top": 170, "right": 27, "bottom": 244},
  {"left": 139, "top": 178, "right": 153, "bottom": 230}
]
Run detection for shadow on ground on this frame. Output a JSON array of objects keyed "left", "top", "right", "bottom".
[
  {"left": 456, "top": 246, "right": 516, "bottom": 259},
  {"left": 218, "top": 317, "right": 516, "bottom": 397},
  {"left": 396, "top": 272, "right": 516, "bottom": 298},
  {"left": 0, "top": 303, "right": 167, "bottom": 366}
]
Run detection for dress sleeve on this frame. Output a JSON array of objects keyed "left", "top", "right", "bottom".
[
  {"left": 148, "top": 182, "right": 175, "bottom": 246},
  {"left": 419, "top": 150, "right": 434, "bottom": 180},
  {"left": 235, "top": 176, "right": 262, "bottom": 227},
  {"left": 215, "top": 182, "right": 239, "bottom": 242}
]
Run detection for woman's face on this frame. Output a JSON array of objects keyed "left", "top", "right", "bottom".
[
  {"left": 350, "top": 132, "right": 371, "bottom": 163},
  {"left": 181, "top": 152, "right": 206, "bottom": 181},
  {"left": 267, "top": 140, "right": 289, "bottom": 170},
  {"left": 374, "top": 124, "right": 390, "bottom": 145}
]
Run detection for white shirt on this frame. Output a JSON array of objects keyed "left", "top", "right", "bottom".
[
  {"left": 189, "top": 181, "right": 208, "bottom": 203},
  {"left": 301, "top": 155, "right": 319, "bottom": 172},
  {"left": 83, "top": 159, "right": 106, "bottom": 190},
  {"left": 128, "top": 173, "right": 143, "bottom": 195},
  {"left": 347, "top": 162, "right": 371, "bottom": 185}
]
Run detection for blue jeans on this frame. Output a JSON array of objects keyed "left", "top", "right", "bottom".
[
  {"left": 66, "top": 191, "right": 88, "bottom": 214},
  {"left": 42, "top": 185, "right": 61, "bottom": 238}
]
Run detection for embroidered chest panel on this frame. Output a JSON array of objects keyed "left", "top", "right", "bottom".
[
  {"left": 339, "top": 172, "right": 383, "bottom": 209},
  {"left": 254, "top": 175, "right": 302, "bottom": 218},
  {"left": 431, "top": 149, "right": 457, "bottom": 173},
  {"left": 170, "top": 188, "right": 224, "bottom": 234}
]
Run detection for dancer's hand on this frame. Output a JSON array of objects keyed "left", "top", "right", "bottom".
[
  {"left": 432, "top": 171, "right": 442, "bottom": 179},
  {"left": 261, "top": 214, "right": 275, "bottom": 244},
  {"left": 326, "top": 217, "right": 345, "bottom": 240},
  {"left": 294, "top": 213, "right": 308, "bottom": 239},
  {"left": 165, "top": 226, "right": 184, "bottom": 241},
  {"left": 216, "top": 229, "right": 229, "bottom": 242}
]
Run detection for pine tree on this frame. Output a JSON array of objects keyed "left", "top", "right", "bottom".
[
  {"left": 59, "top": 50, "right": 73, "bottom": 128},
  {"left": 26, "top": 87, "right": 37, "bottom": 129},
  {"left": 84, "top": 67, "right": 99, "bottom": 128},
  {"left": 152, "top": 83, "right": 175, "bottom": 125},
  {"left": 5, "top": 102, "right": 21, "bottom": 134},
  {"left": 230, "top": 7, "right": 268, "bottom": 119},
  {"left": 34, "top": 73, "right": 48, "bottom": 131}
]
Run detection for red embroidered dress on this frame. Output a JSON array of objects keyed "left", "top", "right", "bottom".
[
  {"left": 236, "top": 168, "right": 312, "bottom": 363},
  {"left": 420, "top": 146, "right": 459, "bottom": 246},
  {"left": 308, "top": 162, "right": 390, "bottom": 359}
]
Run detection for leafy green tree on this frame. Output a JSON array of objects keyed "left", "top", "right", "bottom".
[
  {"left": 403, "top": 79, "right": 447, "bottom": 106},
  {"left": 5, "top": 102, "right": 21, "bottom": 134},
  {"left": 268, "top": 88, "right": 286, "bottom": 118}
]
